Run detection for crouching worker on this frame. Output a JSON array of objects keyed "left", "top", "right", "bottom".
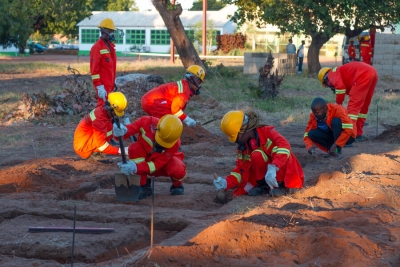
[
  {"left": 73, "top": 92, "right": 129, "bottom": 161},
  {"left": 114, "top": 114, "right": 186, "bottom": 199},
  {"left": 214, "top": 110, "right": 304, "bottom": 198},
  {"left": 304, "top": 97, "right": 356, "bottom": 160}
]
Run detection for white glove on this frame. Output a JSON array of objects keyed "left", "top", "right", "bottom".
[
  {"left": 213, "top": 177, "right": 227, "bottom": 190},
  {"left": 118, "top": 146, "right": 129, "bottom": 156},
  {"left": 113, "top": 123, "right": 127, "bottom": 137},
  {"left": 183, "top": 116, "right": 196, "bottom": 127},
  {"left": 96, "top": 85, "right": 107, "bottom": 101},
  {"left": 117, "top": 161, "right": 137, "bottom": 176},
  {"left": 265, "top": 164, "right": 279, "bottom": 189},
  {"left": 122, "top": 117, "right": 130, "bottom": 125}
]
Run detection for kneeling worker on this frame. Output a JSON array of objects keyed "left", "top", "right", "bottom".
[
  {"left": 73, "top": 92, "right": 129, "bottom": 161},
  {"left": 214, "top": 110, "right": 304, "bottom": 197},
  {"left": 304, "top": 97, "right": 356, "bottom": 160},
  {"left": 114, "top": 114, "right": 186, "bottom": 199}
]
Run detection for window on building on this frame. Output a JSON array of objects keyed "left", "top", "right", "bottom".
[
  {"left": 150, "top": 30, "right": 170, "bottom": 45},
  {"left": 81, "top": 29, "right": 99, "bottom": 44},
  {"left": 114, "top": 30, "right": 124, "bottom": 44},
  {"left": 126, "top": 29, "right": 146, "bottom": 45}
]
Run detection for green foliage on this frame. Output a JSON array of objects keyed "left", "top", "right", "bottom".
[
  {"left": 190, "top": 0, "right": 226, "bottom": 11},
  {"left": 192, "top": 20, "right": 216, "bottom": 53},
  {"left": 107, "top": 0, "right": 138, "bottom": 11}
]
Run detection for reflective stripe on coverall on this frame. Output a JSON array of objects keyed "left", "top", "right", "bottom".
[
  {"left": 327, "top": 62, "right": 378, "bottom": 136},
  {"left": 360, "top": 41, "right": 372, "bottom": 65},
  {"left": 90, "top": 39, "right": 117, "bottom": 107},
  {"left": 73, "top": 107, "right": 119, "bottom": 158}
]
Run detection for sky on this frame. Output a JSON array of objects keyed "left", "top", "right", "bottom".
[{"left": 136, "top": 0, "right": 196, "bottom": 11}]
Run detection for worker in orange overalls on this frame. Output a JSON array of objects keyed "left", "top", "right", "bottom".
[
  {"left": 304, "top": 97, "right": 356, "bottom": 160},
  {"left": 90, "top": 18, "right": 117, "bottom": 107},
  {"left": 73, "top": 92, "right": 129, "bottom": 161},
  {"left": 360, "top": 35, "right": 372, "bottom": 65},
  {"left": 141, "top": 65, "right": 206, "bottom": 127},
  {"left": 213, "top": 110, "right": 304, "bottom": 198},
  {"left": 347, "top": 38, "right": 356, "bottom": 61},
  {"left": 114, "top": 114, "right": 186, "bottom": 199},
  {"left": 318, "top": 62, "right": 378, "bottom": 141}
]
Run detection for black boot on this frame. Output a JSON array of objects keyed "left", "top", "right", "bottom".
[
  {"left": 248, "top": 179, "right": 270, "bottom": 196},
  {"left": 170, "top": 185, "right": 184, "bottom": 195},
  {"left": 270, "top": 182, "right": 286, "bottom": 197},
  {"left": 138, "top": 179, "right": 152, "bottom": 200}
]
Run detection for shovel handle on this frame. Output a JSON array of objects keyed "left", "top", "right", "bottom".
[
  {"left": 115, "top": 118, "right": 127, "bottom": 164},
  {"left": 214, "top": 173, "right": 218, "bottom": 180}
]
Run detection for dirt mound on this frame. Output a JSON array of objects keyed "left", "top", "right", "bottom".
[
  {"left": 375, "top": 124, "right": 400, "bottom": 143},
  {"left": 181, "top": 124, "right": 224, "bottom": 145}
]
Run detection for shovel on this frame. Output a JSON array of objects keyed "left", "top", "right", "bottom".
[{"left": 114, "top": 118, "right": 141, "bottom": 203}]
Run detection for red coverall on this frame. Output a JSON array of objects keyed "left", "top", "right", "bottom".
[
  {"left": 360, "top": 40, "right": 372, "bottom": 65},
  {"left": 122, "top": 116, "right": 186, "bottom": 187},
  {"left": 347, "top": 43, "right": 356, "bottom": 61},
  {"left": 74, "top": 107, "right": 119, "bottom": 159},
  {"left": 90, "top": 38, "right": 117, "bottom": 107},
  {"left": 225, "top": 126, "right": 304, "bottom": 197},
  {"left": 370, "top": 28, "right": 376, "bottom": 57},
  {"left": 303, "top": 103, "right": 356, "bottom": 152},
  {"left": 327, "top": 62, "right": 378, "bottom": 136},
  {"left": 141, "top": 80, "right": 193, "bottom": 121}
]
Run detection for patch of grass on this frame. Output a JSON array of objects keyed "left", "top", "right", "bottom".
[
  {"left": 0, "top": 92, "right": 21, "bottom": 120},
  {"left": 0, "top": 62, "right": 65, "bottom": 74}
]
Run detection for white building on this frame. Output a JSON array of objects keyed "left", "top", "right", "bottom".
[{"left": 76, "top": 5, "right": 238, "bottom": 56}]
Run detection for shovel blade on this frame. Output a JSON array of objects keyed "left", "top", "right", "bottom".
[
  {"left": 127, "top": 175, "right": 141, "bottom": 202},
  {"left": 114, "top": 173, "right": 141, "bottom": 203}
]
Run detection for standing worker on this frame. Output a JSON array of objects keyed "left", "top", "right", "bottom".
[
  {"left": 213, "top": 110, "right": 304, "bottom": 198},
  {"left": 141, "top": 65, "right": 205, "bottom": 127},
  {"left": 317, "top": 62, "right": 378, "bottom": 141},
  {"left": 114, "top": 115, "right": 186, "bottom": 199},
  {"left": 73, "top": 92, "right": 129, "bottom": 161},
  {"left": 360, "top": 35, "right": 372, "bottom": 65},
  {"left": 297, "top": 40, "right": 305, "bottom": 74},
  {"left": 347, "top": 38, "right": 356, "bottom": 61},
  {"left": 304, "top": 97, "right": 356, "bottom": 160},
  {"left": 286, "top": 38, "right": 297, "bottom": 71},
  {"left": 90, "top": 18, "right": 117, "bottom": 108}
]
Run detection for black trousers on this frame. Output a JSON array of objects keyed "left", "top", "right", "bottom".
[{"left": 308, "top": 118, "right": 355, "bottom": 153}]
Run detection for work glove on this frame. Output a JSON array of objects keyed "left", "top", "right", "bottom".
[
  {"left": 118, "top": 146, "right": 129, "bottom": 156},
  {"left": 122, "top": 117, "right": 130, "bottom": 125},
  {"left": 117, "top": 161, "right": 137, "bottom": 176},
  {"left": 308, "top": 147, "right": 316, "bottom": 155},
  {"left": 265, "top": 164, "right": 279, "bottom": 190},
  {"left": 213, "top": 177, "right": 227, "bottom": 191},
  {"left": 96, "top": 85, "right": 107, "bottom": 101},
  {"left": 113, "top": 123, "right": 127, "bottom": 137},
  {"left": 183, "top": 116, "right": 196, "bottom": 127},
  {"left": 329, "top": 144, "right": 338, "bottom": 156}
]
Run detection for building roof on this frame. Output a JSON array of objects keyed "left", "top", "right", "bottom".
[{"left": 77, "top": 5, "right": 237, "bottom": 28}]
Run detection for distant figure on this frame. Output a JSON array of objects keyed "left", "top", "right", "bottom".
[
  {"left": 360, "top": 35, "right": 372, "bottom": 65},
  {"left": 286, "top": 38, "right": 296, "bottom": 54},
  {"left": 297, "top": 40, "right": 305, "bottom": 73},
  {"left": 347, "top": 38, "right": 356, "bottom": 61}
]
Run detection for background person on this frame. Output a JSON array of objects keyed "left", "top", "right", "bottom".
[{"left": 297, "top": 40, "right": 305, "bottom": 73}]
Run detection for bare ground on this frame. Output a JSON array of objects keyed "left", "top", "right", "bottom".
[{"left": 0, "top": 55, "right": 399, "bottom": 267}]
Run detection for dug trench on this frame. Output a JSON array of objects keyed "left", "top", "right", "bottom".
[{"left": 0, "top": 120, "right": 400, "bottom": 266}]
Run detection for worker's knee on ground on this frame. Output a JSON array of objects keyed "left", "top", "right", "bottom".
[{"left": 331, "top": 117, "right": 342, "bottom": 128}]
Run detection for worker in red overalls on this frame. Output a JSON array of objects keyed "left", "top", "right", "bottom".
[
  {"left": 114, "top": 115, "right": 186, "bottom": 199},
  {"left": 73, "top": 92, "right": 129, "bottom": 161},
  {"left": 347, "top": 38, "right": 356, "bottom": 61},
  {"left": 318, "top": 62, "right": 378, "bottom": 141},
  {"left": 213, "top": 110, "right": 304, "bottom": 198},
  {"left": 141, "top": 65, "right": 206, "bottom": 127},
  {"left": 304, "top": 97, "right": 356, "bottom": 160},
  {"left": 360, "top": 35, "right": 372, "bottom": 65},
  {"left": 90, "top": 18, "right": 117, "bottom": 107}
]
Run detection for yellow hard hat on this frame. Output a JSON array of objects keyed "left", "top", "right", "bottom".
[
  {"left": 98, "top": 18, "right": 116, "bottom": 30},
  {"left": 108, "top": 92, "right": 127, "bottom": 116},
  {"left": 363, "top": 35, "right": 370, "bottom": 41},
  {"left": 155, "top": 115, "right": 183, "bottom": 148},
  {"left": 318, "top": 67, "right": 332, "bottom": 87},
  {"left": 186, "top": 65, "right": 206, "bottom": 82},
  {"left": 220, "top": 110, "right": 245, "bottom": 143}
]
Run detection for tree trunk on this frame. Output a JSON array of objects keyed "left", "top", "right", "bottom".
[
  {"left": 152, "top": 0, "right": 205, "bottom": 70},
  {"left": 307, "top": 32, "right": 331, "bottom": 74}
]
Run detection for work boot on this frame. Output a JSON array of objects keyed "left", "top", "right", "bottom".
[
  {"left": 138, "top": 182, "right": 152, "bottom": 200},
  {"left": 170, "top": 185, "right": 184, "bottom": 195},
  {"left": 355, "top": 135, "right": 365, "bottom": 142},
  {"left": 248, "top": 179, "right": 270, "bottom": 196},
  {"left": 270, "top": 182, "right": 286, "bottom": 197}
]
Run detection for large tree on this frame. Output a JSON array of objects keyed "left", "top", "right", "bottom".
[
  {"left": 222, "top": 0, "right": 400, "bottom": 73},
  {"left": 190, "top": 0, "right": 226, "bottom": 11},
  {"left": 152, "top": 0, "right": 205, "bottom": 69}
]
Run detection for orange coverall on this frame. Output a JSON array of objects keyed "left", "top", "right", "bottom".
[
  {"left": 90, "top": 39, "right": 117, "bottom": 107},
  {"left": 122, "top": 116, "right": 186, "bottom": 187},
  {"left": 347, "top": 43, "right": 356, "bottom": 61},
  {"left": 141, "top": 80, "right": 193, "bottom": 121},
  {"left": 303, "top": 103, "right": 356, "bottom": 152},
  {"left": 360, "top": 40, "right": 372, "bottom": 65},
  {"left": 225, "top": 126, "right": 304, "bottom": 197},
  {"left": 327, "top": 62, "right": 378, "bottom": 136},
  {"left": 74, "top": 107, "right": 119, "bottom": 159}
]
